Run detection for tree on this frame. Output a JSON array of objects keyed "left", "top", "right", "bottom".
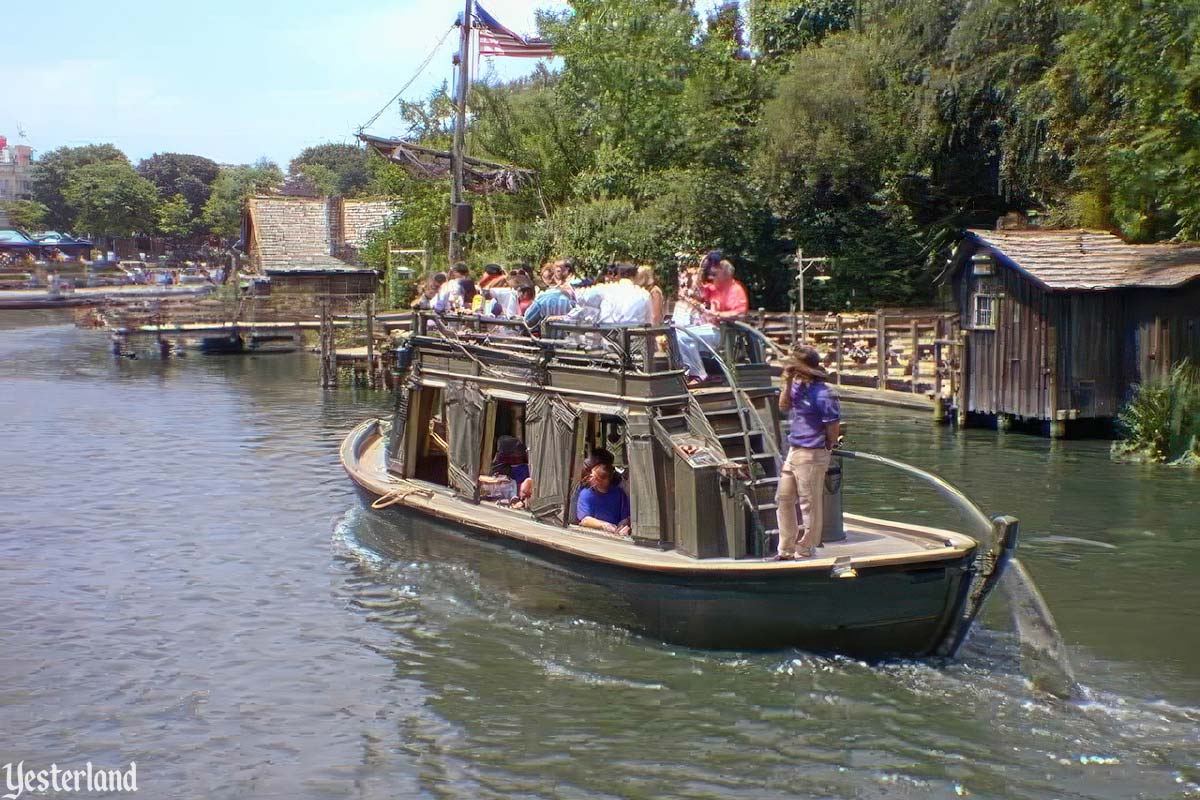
[
  {"left": 201, "top": 160, "right": 284, "bottom": 238},
  {"left": 63, "top": 161, "right": 159, "bottom": 237},
  {"left": 155, "top": 194, "right": 194, "bottom": 239},
  {"left": 541, "top": 0, "right": 699, "bottom": 194},
  {"left": 136, "top": 153, "right": 220, "bottom": 223},
  {"left": 747, "top": 0, "right": 854, "bottom": 59},
  {"left": 288, "top": 143, "right": 372, "bottom": 197},
  {"left": 281, "top": 164, "right": 340, "bottom": 197},
  {"left": 30, "top": 144, "right": 128, "bottom": 229},
  {"left": 1, "top": 200, "right": 49, "bottom": 231}
]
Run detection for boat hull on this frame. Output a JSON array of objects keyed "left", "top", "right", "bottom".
[{"left": 346, "top": 480, "right": 975, "bottom": 658}]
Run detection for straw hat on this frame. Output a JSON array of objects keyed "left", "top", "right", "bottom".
[{"left": 783, "top": 345, "right": 829, "bottom": 382}]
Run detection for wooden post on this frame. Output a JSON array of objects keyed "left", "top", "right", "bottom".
[
  {"left": 834, "top": 315, "right": 844, "bottom": 385},
  {"left": 1047, "top": 322, "right": 1064, "bottom": 438},
  {"left": 319, "top": 297, "right": 338, "bottom": 388},
  {"left": 910, "top": 319, "right": 920, "bottom": 394},
  {"left": 365, "top": 295, "right": 376, "bottom": 389},
  {"left": 876, "top": 311, "right": 887, "bottom": 390},
  {"left": 957, "top": 330, "right": 970, "bottom": 428},
  {"left": 933, "top": 318, "right": 946, "bottom": 422}
]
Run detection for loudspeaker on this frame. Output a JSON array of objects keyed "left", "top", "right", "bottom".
[{"left": 451, "top": 203, "right": 473, "bottom": 234}]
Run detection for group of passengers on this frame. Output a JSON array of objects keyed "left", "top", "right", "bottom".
[
  {"left": 477, "top": 434, "right": 633, "bottom": 537},
  {"left": 412, "top": 251, "right": 750, "bottom": 386}
]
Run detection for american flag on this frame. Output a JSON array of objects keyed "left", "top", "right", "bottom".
[{"left": 474, "top": 4, "right": 555, "bottom": 59}]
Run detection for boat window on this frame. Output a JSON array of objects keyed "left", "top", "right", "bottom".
[
  {"left": 568, "top": 412, "right": 629, "bottom": 525},
  {"left": 408, "top": 386, "right": 449, "bottom": 486},
  {"left": 480, "top": 398, "right": 532, "bottom": 509}
]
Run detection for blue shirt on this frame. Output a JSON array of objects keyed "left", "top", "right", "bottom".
[
  {"left": 511, "top": 463, "right": 530, "bottom": 485},
  {"left": 523, "top": 287, "right": 575, "bottom": 328},
  {"left": 787, "top": 380, "right": 840, "bottom": 448},
  {"left": 576, "top": 485, "right": 630, "bottom": 526}
]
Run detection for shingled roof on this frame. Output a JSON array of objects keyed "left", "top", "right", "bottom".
[
  {"left": 246, "top": 196, "right": 347, "bottom": 271},
  {"left": 963, "top": 229, "right": 1200, "bottom": 291}
]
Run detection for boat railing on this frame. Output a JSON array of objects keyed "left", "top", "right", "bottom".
[
  {"left": 409, "top": 309, "right": 770, "bottom": 377},
  {"left": 832, "top": 447, "right": 1018, "bottom": 657}
]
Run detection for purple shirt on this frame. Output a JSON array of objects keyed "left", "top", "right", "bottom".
[{"left": 787, "top": 380, "right": 840, "bottom": 448}]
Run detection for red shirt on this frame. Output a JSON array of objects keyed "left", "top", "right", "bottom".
[{"left": 703, "top": 279, "right": 749, "bottom": 315}]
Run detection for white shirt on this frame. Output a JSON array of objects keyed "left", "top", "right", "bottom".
[
  {"left": 482, "top": 287, "right": 521, "bottom": 318},
  {"left": 433, "top": 279, "right": 465, "bottom": 313},
  {"left": 577, "top": 280, "right": 652, "bottom": 325}
]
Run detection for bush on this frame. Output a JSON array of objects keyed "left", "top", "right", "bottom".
[{"left": 1112, "top": 360, "right": 1200, "bottom": 466}]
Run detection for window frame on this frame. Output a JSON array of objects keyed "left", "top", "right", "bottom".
[{"left": 971, "top": 292, "right": 997, "bottom": 331}]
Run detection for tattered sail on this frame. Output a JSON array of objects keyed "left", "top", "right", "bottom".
[{"left": 359, "top": 133, "right": 535, "bottom": 195}]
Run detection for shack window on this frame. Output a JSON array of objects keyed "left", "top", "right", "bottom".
[{"left": 972, "top": 294, "right": 996, "bottom": 330}]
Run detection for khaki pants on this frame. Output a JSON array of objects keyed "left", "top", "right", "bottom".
[{"left": 775, "top": 446, "right": 831, "bottom": 556}]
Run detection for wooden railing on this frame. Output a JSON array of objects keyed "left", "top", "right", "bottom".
[{"left": 743, "top": 309, "right": 963, "bottom": 400}]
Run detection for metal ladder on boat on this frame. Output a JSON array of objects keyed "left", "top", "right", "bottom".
[{"left": 675, "top": 326, "right": 785, "bottom": 557}]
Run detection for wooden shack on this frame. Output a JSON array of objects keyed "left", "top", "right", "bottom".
[{"left": 944, "top": 229, "right": 1200, "bottom": 436}]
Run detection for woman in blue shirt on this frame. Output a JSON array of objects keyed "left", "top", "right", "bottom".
[
  {"left": 576, "top": 463, "right": 631, "bottom": 537},
  {"left": 774, "top": 346, "right": 841, "bottom": 559}
]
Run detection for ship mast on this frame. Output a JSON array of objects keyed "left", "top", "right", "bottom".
[{"left": 449, "top": 0, "right": 474, "bottom": 264}]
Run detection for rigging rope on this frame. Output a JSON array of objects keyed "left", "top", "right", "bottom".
[{"left": 358, "top": 23, "right": 458, "bottom": 134}]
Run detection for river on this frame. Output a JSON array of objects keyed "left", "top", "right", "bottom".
[{"left": 1, "top": 313, "right": 1197, "bottom": 799}]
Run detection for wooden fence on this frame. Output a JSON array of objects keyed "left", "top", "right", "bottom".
[{"left": 746, "top": 308, "right": 963, "bottom": 402}]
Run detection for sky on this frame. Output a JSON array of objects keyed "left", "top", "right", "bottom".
[{"left": 5, "top": 0, "right": 567, "bottom": 169}]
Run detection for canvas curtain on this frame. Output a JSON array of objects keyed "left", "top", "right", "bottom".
[
  {"left": 526, "top": 392, "right": 578, "bottom": 524},
  {"left": 444, "top": 380, "right": 486, "bottom": 500}
]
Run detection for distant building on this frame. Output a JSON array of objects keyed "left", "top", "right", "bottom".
[
  {"left": 945, "top": 229, "right": 1200, "bottom": 436},
  {"left": 0, "top": 136, "right": 34, "bottom": 201},
  {"left": 241, "top": 195, "right": 396, "bottom": 272},
  {"left": 241, "top": 196, "right": 395, "bottom": 314}
]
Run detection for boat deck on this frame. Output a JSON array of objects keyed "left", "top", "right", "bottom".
[{"left": 345, "top": 423, "right": 977, "bottom": 575}]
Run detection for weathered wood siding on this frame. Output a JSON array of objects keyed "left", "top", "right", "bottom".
[
  {"left": 953, "top": 241, "right": 1200, "bottom": 421},
  {"left": 953, "top": 254, "right": 1053, "bottom": 420}
]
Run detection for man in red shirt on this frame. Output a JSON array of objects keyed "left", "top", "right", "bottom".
[{"left": 701, "top": 260, "right": 750, "bottom": 323}]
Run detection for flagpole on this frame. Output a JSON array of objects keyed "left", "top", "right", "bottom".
[{"left": 449, "top": 0, "right": 473, "bottom": 264}]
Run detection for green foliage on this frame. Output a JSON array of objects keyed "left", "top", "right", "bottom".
[
  {"left": 136, "top": 153, "right": 220, "bottom": 223},
  {"left": 1, "top": 199, "right": 49, "bottom": 231},
  {"left": 62, "top": 161, "right": 159, "bottom": 237},
  {"left": 201, "top": 160, "right": 284, "bottom": 238},
  {"left": 288, "top": 143, "right": 372, "bottom": 196},
  {"left": 748, "top": 0, "right": 854, "bottom": 58},
  {"left": 1031, "top": 0, "right": 1200, "bottom": 240},
  {"left": 541, "top": 0, "right": 698, "bottom": 183},
  {"left": 155, "top": 194, "right": 194, "bottom": 239},
  {"left": 1113, "top": 361, "right": 1200, "bottom": 467},
  {"left": 297, "top": 164, "right": 341, "bottom": 197},
  {"left": 31, "top": 144, "right": 128, "bottom": 229}
]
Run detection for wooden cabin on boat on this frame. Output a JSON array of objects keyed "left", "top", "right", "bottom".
[
  {"left": 386, "top": 312, "right": 786, "bottom": 557},
  {"left": 945, "top": 229, "right": 1200, "bottom": 436},
  {"left": 341, "top": 310, "right": 1017, "bottom": 655}
]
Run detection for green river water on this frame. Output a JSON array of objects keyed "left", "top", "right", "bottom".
[{"left": 0, "top": 312, "right": 1196, "bottom": 799}]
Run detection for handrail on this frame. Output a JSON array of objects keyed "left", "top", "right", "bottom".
[
  {"left": 676, "top": 325, "right": 769, "bottom": 552},
  {"left": 831, "top": 448, "right": 992, "bottom": 540},
  {"left": 728, "top": 319, "right": 790, "bottom": 362}
]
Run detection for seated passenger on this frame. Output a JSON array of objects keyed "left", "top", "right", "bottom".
[
  {"left": 574, "top": 263, "right": 651, "bottom": 325},
  {"left": 492, "top": 435, "right": 530, "bottom": 485},
  {"left": 576, "top": 463, "right": 631, "bottom": 537},
  {"left": 479, "top": 464, "right": 518, "bottom": 502}
]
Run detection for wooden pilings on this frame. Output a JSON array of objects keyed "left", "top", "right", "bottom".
[{"left": 319, "top": 298, "right": 337, "bottom": 388}]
